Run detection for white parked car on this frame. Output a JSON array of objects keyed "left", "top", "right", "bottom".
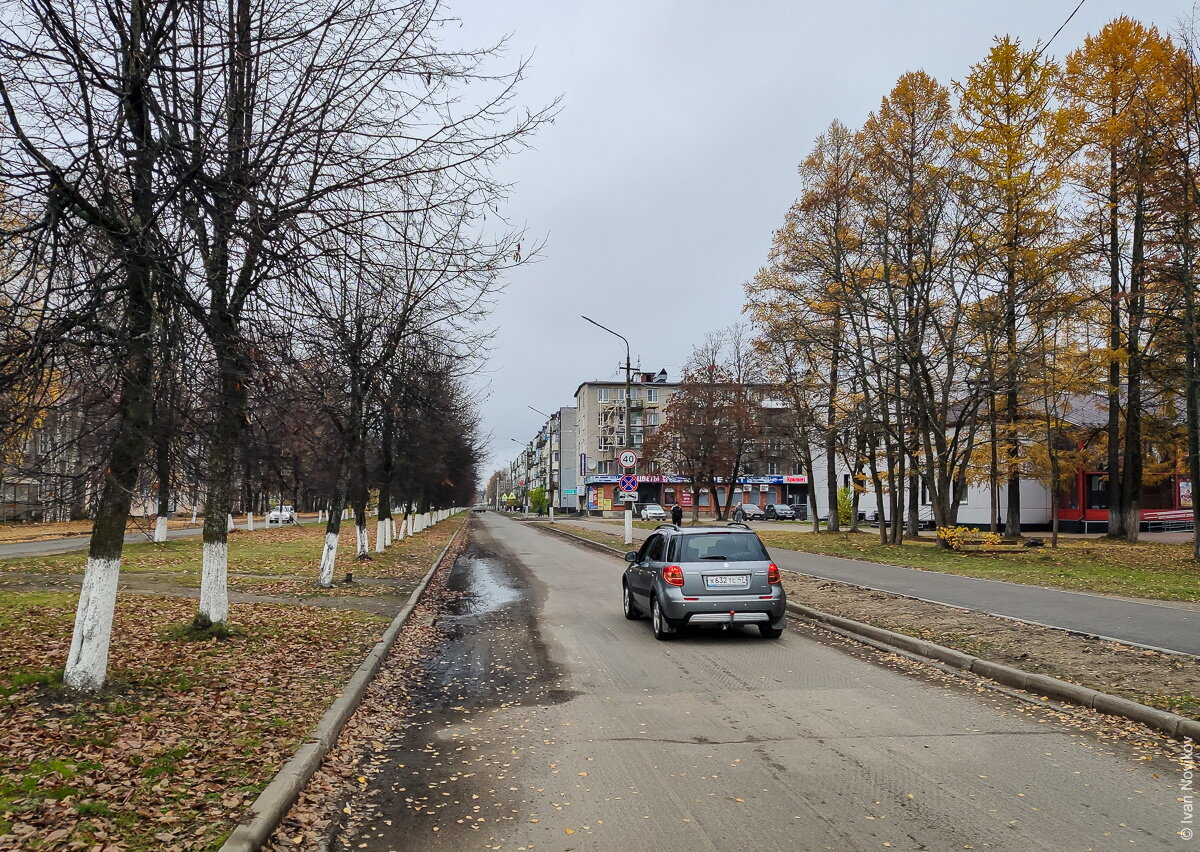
[
  {"left": 639, "top": 503, "right": 668, "bottom": 521},
  {"left": 267, "top": 505, "right": 297, "bottom": 524}
]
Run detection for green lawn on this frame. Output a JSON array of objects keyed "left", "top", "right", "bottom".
[{"left": 0, "top": 519, "right": 462, "bottom": 586}]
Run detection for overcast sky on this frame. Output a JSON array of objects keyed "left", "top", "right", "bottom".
[{"left": 455, "top": 0, "right": 1193, "bottom": 474}]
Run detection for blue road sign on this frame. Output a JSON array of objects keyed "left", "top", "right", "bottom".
[{"left": 618, "top": 474, "right": 638, "bottom": 493}]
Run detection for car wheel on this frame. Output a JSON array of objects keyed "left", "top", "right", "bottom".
[
  {"left": 622, "top": 582, "right": 641, "bottom": 620},
  {"left": 759, "top": 624, "right": 784, "bottom": 639},
  {"left": 651, "top": 597, "right": 675, "bottom": 640}
]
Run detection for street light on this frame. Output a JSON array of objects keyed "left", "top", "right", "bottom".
[
  {"left": 582, "top": 315, "right": 635, "bottom": 544},
  {"left": 528, "top": 405, "right": 558, "bottom": 523}
]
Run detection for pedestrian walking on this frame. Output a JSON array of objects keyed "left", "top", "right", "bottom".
[
  {"left": 733, "top": 503, "right": 745, "bottom": 523},
  {"left": 671, "top": 503, "right": 683, "bottom": 526}
]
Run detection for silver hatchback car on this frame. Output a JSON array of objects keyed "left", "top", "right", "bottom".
[{"left": 622, "top": 523, "right": 786, "bottom": 640}]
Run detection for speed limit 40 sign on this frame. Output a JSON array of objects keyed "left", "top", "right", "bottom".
[{"left": 618, "top": 450, "right": 638, "bottom": 469}]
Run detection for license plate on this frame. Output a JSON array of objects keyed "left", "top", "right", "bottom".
[{"left": 705, "top": 574, "right": 748, "bottom": 589}]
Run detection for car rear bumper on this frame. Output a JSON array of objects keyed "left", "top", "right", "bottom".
[{"left": 658, "top": 589, "right": 786, "bottom": 624}]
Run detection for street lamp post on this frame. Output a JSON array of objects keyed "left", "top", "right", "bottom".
[
  {"left": 582, "top": 316, "right": 634, "bottom": 544},
  {"left": 528, "top": 405, "right": 557, "bottom": 523}
]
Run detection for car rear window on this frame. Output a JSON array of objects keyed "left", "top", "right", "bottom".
[{"left": 672, "top": 532, "right": 768, "bottom": 563}]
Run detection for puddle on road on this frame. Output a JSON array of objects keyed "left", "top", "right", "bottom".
[
  {"left": 330, "top": 539, "right": 575, "bottom": 851},
  {"left": 444, "top": 554, "right": 522, "bottom": 619}
]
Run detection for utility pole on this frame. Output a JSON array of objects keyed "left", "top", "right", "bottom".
[{"left": 582, "top": 316, "right": 634, "bottom": 542}]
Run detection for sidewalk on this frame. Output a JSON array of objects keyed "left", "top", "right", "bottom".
[{"left": 553, "top": 518, "right": 1200, "bottom": 657}]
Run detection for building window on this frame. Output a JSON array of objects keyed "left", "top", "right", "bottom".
[
  {"left": 616, "top": 432, "right": 626, "bottom": 447},
  {"left": 633, "top": 432, "right": 643, "bottom": 448},
  {"left": 553, "top": 451, "right": 559, "bottom": 463},
  {"left": 599, "top": 436, "right": 612, "bottom": 449},
  {"left": 767, "top": 462, "right": 779, "bottom": 475},
  {"left": 598, "top": 388, "right": 610, "bottom": 402},
  {"left": 647, "top": 388, "right": 659, "bottom": 402},
  {"left": 843, "top": 474, "right": 851, "bottom": 488},
  {"left": 647, "top": 411, "right": 659, "bottom": 426},
  {"left": 792, "top": 462, "right": 804, "bottom": 476},
  {"left": 596, "top": 461, "right": 611, "bottom": 474}
]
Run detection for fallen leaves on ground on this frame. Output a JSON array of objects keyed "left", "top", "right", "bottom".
[
  {"left": 0, "top": 593, "right": 386, "bottom": 850},
  {"left": 262, "top": 527, "right": 469, "bottom": 851},
  {"left": 781, "top": 573, "right": 1200, "bottom": 720}
]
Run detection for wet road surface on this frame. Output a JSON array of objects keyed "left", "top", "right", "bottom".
[{"left": 333, "top": 514, "right": 1186, "bottom": 851}]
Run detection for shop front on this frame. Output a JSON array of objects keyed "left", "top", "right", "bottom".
[
  {"left": 582, "top": 474, "right": 808, "bottom": 518},
  {"left": 1055, "top": 470, "right": 1194, "bottom": 532}
]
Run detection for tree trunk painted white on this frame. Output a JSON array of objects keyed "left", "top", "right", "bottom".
[
  {"left": 63, "top": 556, "right": 122, "bottom": 692},
  {"left": 318, "top": 531, "right": 339, "bottom": 587},
  {"left": 549, "top": 506, "right": 555, "bottom": 523},
  {"left": 198, "top": 541, "right": 229, "bottom": 625},
  {"left": 375, "top": 520, "right": 386, "bottom": 552},
  {"left": 246, "top": 512, "right": 254, "bottom": 531},
  {"left": 227, "top": 513, "right": 235, "bottom": 532},
  {"left": 356, "top": 523, "right": 369, "bottom": 558},
  {"left": 190, "top": 506, "right": 198, "bottom": 524},
  {"left": 153, "top": 515, "right": 169, "bottom": 543}
]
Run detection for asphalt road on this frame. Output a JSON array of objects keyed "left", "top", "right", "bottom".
[
  {"left": 333, "top": 513, "right": 1183, "bottom": 851},
  {"left": 556, "top": 518, "right": 1200, "bottom": 657}
]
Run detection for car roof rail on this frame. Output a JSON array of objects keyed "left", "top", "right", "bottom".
[
  {"left": 725, "top": 522, "right": 752, "bottom": 529},
  {"left": 655, "top": 523, "right": 680, "bottom": 531}
]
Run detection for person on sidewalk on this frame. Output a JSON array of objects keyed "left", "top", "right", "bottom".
[
  {"left": 733, "top": 503, "right": 745, "bottom": 523},
  {"left": 671, "top": 503, "right": 683, "bottom": 526}
]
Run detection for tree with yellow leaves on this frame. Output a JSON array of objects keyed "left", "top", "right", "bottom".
[
  {"left": 1062, "top": 16, "right": 1180, "bottom": 542},
  {"left": 954, "top": 36, "right": 1077, "bottom": 537},
  {"left": 745, "top": 119, "right": 863, "bottom": 534}
]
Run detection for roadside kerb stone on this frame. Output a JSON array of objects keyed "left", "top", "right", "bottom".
[
  {"left": 219, "top": 516, "right": 470, "bottom": 852},
  {"left": 527, "top": 521, "right": 1200, "bottom": 742}
]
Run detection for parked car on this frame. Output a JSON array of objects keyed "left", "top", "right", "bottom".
[
  {"left": 621, "top": 524, "right": 786, "bottom": 639},
  {"left": 639, "top": 503, "right": 668, "bottom": 521},
  {"left": 267, "top": 505, "right": 297, "bottom": 524},
  {"left": 788, "top": 502, "right": 809, "bottom": 521},
  {"left": 764, "top": 503, "right": 795, "bottom": 520},
  {"left": 473, "top": 503, "right": 488, "bottom": 513},
  {"left": 733, "top": 502, "right": 766, "bottom": 520}
]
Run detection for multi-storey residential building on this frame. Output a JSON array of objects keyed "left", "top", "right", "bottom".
[
  {"left": 512, "top": 406, "right": 580, "bottom": 513},
  {"left": 574, "top": 374, "right": 813, "bottom": 515}
]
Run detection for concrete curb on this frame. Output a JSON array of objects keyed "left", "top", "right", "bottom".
[
  {"left": 530, "top": 521, "right": 1200, "bottom": 742},
  {"left": 219, "top": 516, "right": 470, "bottom": 852},
  {"left": 530, "top": 520, "right": 636, "bottom": 557},
  {"left": 787, "top": 600, "right": 1199, "bottom": 741}
]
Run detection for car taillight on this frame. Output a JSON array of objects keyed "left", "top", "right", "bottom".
[
  {"left": 663, "top": 565, "right": 684, "bottom": 586},
  {"left": 767, "top": 563, "right": 780, "bottom": 584}
]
